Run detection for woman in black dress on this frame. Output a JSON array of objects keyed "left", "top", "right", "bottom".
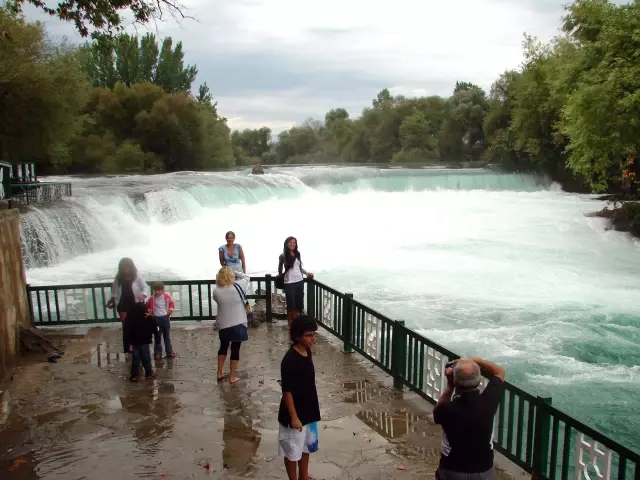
[{"left": 107, "top": 258, "right": 149, "bottom": 353}]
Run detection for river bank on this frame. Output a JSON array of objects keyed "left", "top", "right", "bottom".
[{"left": 589, "top": 201, "right": 640, "bottom": 238}]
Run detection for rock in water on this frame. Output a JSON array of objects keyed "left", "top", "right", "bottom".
[{"left": 251, "top": 163, "right": 264, "bottom": 175}]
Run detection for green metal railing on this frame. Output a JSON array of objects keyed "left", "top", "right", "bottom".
[
  {"left": 26, "top": 276, "right": 274, "bottom": 324},
  {"left": 26, "top": 277, "right": 639, "bottom": 480},
  {"left": 9, "top": 182, "right": 72, "bottom": 205}
]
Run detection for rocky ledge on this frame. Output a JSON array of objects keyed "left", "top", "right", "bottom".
[{"left": 588, "top": 201, "right": 640, "bottom": 238}]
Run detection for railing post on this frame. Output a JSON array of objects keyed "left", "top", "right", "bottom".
[
  {"left": 306, "top": 278, "right": 315, "bottom": 318},
  {"left": 265, "top": 274, "right": 273, "bottom": 323},
  {"left": 25, "top": 284, "right": 35, "bottom": 325},
  {"left": 391, "top": 320, "right": 407, "bottom": 390},
  {"left": 532, "top": 396, "right": 553, "bottom": 480},
  {"left": 342, "top": 293, "right": 354, "bottom": 353}
]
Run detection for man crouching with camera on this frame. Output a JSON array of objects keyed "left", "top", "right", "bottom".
[{"left": 433, "top": 357, "right": 506, "bottom": 480}]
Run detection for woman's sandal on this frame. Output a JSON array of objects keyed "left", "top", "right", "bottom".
[{"left": 217, "top": 374, "right": 226, "bottom": 382}]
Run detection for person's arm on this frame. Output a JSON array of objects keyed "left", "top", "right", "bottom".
[
  {"left": 278, "top": 255, "right": 284, "bottom": 275},
  {"left": 136, "top": 275, "right": 149, "bottom": 301},
  {"left": 283, "top": 392, "right": 302, "bottom": 431},
  {"left": 301, "top": 266, "right": 314, "bottom": 278},
  {"left": 236, "top": 275, "right": 250, "bottom": 293},
  {"left": 239, "top": 246, "right": 246, "bottom": 273},
  {"left": 463, "top": 357, "right": 505, "bottom": 381},
  {"left": 167, "top": 294, "right": 175, "bottom": 316},
  {"left": 108, "top": 276, "right": 118, "bottom": 307},
  {"left": 434, "top": 364, "right": 455, "bottom": 411},
  {"left": 281, "top": 358, "right": 302, "bottom": 431},
  {"left": 218, "top": 248, "right": 225, "bottom": 267}
]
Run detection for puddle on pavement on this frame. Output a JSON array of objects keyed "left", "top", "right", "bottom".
[
  {"left": 2, "top": 326, "right": 445, "bottom": 479},
  {"left": 342, "top": 379, "right": 386, "bottom": 404},
  {"left": 87, "top": 342, "right": 127, "bottom": 367},
  {"left": 342, "top": 380, "right": 438, "bottom": 445},
  {"left": 220, "top": 415, "right": 261, "bottom": 475},
  {"left": 0, "top": 390, "right": 9, "bottom": 425}
]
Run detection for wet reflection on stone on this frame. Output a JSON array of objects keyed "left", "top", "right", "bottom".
[
  {"left": 342, "top": 379, "right": 385, "bottom": 404},
  {"left": 0, "top": 389, "right": 9, "bottom": 425},
  {"left": 0, "top": 324, "right": 513, "bottom": 480},
  {"left": 221, "top": 388, "right": 261, "bottom": 475},
  {"left": 356, "top": 408, "right": 413, "bottom": 439},
  {"left": 90, "top": 343, "right": 127, "bottom": 367},
  {"left": 120, "top": 381, "right": 180, "bottom": 445}
]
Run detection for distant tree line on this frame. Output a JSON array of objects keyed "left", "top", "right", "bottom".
[{"left": 2, "top": 0, "right": 640, "bottom": 196}]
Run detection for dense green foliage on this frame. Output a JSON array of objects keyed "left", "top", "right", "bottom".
[
  {"left": 2, "top": 0, "right": 640, "bottom": 194},
  {"left": 80, "top": 34, "right": 197, "bottom": 92},
  {"left": 0, "top": 10, "right": 233, "bottom": 174},
  {"left": 0, "top": 9, "right": 90, "bottom": 172}
]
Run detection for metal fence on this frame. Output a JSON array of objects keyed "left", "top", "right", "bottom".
[
  {"left": 306, "top": 279, "right": 639, "bottom": 480},
  {"left": 9, "top": 182, "right": 72, "bottom": 206},
  {"left": 26, "top": 277, "right": 639, "bottom": 480},
  {"left": 26, "top": 276, "right": 274, "bottom": 325}
]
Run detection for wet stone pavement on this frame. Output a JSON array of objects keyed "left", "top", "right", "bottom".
[{"left": 0, "top": 322, "right": 516, "bottom": 479}]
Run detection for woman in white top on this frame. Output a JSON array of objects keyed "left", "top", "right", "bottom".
[
  {"left": 278, "top": 236, "right": 314, "bottom": 328},
  {"left": 106, "top": 258, "right": 149, "bottom": 353},
  {"left": 213, "top": 266, "right": 250, "bottom": 384}
]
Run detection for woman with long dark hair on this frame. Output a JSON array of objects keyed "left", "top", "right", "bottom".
[
  {"left": 107, "top": 258, "right": 149, "bottom": 353},
  {"left": 278, "top": 237, "right": 313, "bottom": 328}
]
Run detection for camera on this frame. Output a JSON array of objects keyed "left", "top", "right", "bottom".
[{"left": 445, "top": 360, "right": 455, "bottom": 370}]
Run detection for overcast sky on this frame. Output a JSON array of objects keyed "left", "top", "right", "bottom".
[{"left": 25, "top": 0, "right": 567, "bottom": 133}]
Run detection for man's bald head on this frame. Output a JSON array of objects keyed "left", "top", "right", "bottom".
[{"left": 453, "top": 359, "right": 481, "bottom": 389}]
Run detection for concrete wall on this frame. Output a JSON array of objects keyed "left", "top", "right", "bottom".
[{"left": 0, "top": 209, "right": 29, "bottom": 379}]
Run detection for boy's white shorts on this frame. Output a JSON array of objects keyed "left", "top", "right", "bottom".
[{"left": 278, "top": 421, "right": 319, "bottom": 461}]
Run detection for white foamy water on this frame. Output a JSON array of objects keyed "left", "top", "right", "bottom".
[{"left": 21, "top": 167, "right": 640, "bottom": 449}]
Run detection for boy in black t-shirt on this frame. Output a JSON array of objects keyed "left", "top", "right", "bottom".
[{"left": 278, "top": 315, "right": 320, "bottom": 480}]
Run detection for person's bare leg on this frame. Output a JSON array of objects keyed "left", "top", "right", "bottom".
[
  {"left": 287, "top": 310, "right": 298, "bottom": 329},
  {"left": 297, "top": 453, "right": 310, "bottom": 480},
  {"left": 284, "top": 458, "right": 297, "bottom": 480},
  {"left": 229, "top": 359, "right": 240, "bottom": 384},
  {"left": 217, "top": 355, "right": 226, "bottom": 380}
]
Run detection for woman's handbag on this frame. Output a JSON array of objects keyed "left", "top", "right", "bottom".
[{"left": 233, "top": 283, "right": 255, "bottom": 324}]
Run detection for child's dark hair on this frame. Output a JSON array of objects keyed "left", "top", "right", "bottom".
[
  {"left": 152, "top": 281, "right": 164, "bottom": 291},
  {"left": 289, "top": 314, "right": 317, "bottom": 343}
]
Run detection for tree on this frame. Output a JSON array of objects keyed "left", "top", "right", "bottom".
[
  {"left": 0, "top": 9, "right": 89, "bottom": 172},
  {"left": 68, "top": 82, "right": 233, "bottom": 173},
  {"left": 557, "top": 0, "right": 640, "bottom": 192},
  {"left": 483, "top": 70, "right": 521, "bottom": 167},
  {"left": 154, "top": 37, "right": 197, "bottom": 93},
  {"left": 231, "top": 127, "right": 272, "bottom": 164},
  {"left": 439, "top": 82, "right": 488, "bottom": 162},
  {"left": 7, "top": 0, "right": 189, "bottom": 38},
  {"left": 80, "top": 33, "right": 197, "bottom": 92}
]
